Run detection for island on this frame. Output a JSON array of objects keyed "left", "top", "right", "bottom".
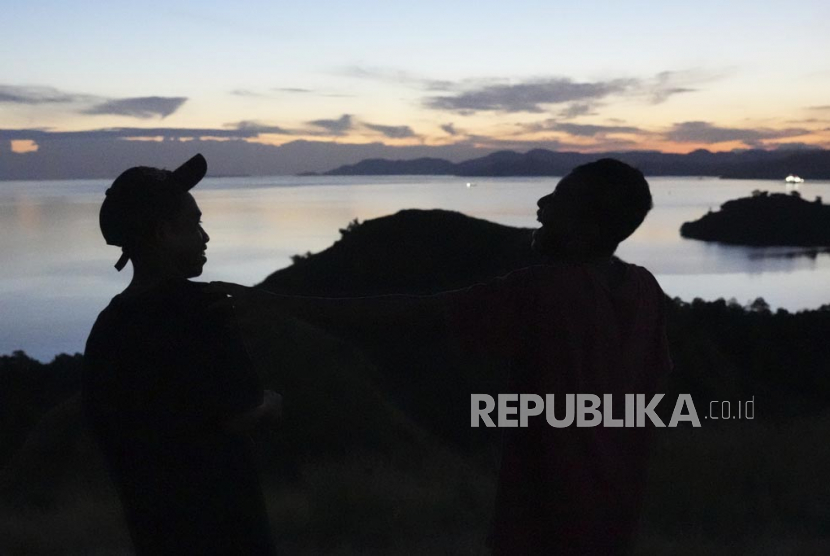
[{"left": 680, "top": 191, "right": 830, "bottom": 246}]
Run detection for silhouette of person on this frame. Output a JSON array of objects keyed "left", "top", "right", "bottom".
[
  {"left": 83, "top": 154, "right": 281, "bottom": 556},
  {"left": 211, "top": 158, "right": 672, "bottom": 555}
]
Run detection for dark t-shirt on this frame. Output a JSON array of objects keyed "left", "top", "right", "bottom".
[
  {"left": 447, "top": 260, "right": 673, "bottom": 555},
  {"left": 83, "top": 278, "right": 275, "bottom": 555}
]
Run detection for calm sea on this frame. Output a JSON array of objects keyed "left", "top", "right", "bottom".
[{"left": 2, "top": 175, "right": 829, "bottom": 361}]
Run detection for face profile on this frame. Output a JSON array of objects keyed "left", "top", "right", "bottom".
[
  {"left": 156, "top": 192, "right": 210, "bottom": 278},
  {"left": 531, "top": 174, "right": 588, "bottom": 259}
]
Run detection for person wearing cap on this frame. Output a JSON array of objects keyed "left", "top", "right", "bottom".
[
  {"left": 83, "top": 154, "right": 280, "bottom": 555},
  {"left": 211, "top": 158, "right": 673, "bottom": 555}
]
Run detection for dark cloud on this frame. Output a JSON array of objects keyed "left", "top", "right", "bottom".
[
  {"left": 664, "top": 121, "right": 810, "bottom": 144},
  {"left": 440, "top": 123, "right": 459, "bottom": 136},
  {"left": 82, "top": 97, "right": 188, "bottom": 119},
  {"left": 1, "top": 86, "right": 192, "bottom": 120},
  {"left": 0, "top": 84, "right": 93, "bottom": 104},
  {"left": 645, "top": 69, "right": 732, "bottom": 104},
  {"left": 524, "top": 120, "right": 642, "bottom": 137},
  {"left": 808, "top": 105, "right": 830, "bottom": 111},
  {"left": 421, "top": 69, "right": 728, "bottom": 114},
  {"left": 424, "top": 78, "right": 635, "bottom": 114},
  {"left": 224, "top": 120, "right": 292, "bottom": 134},
  {"left": 363, "top": 123, "right": 417, "bottom": 139},
  {"left": 651, "top": 86, "right": 696, "bottom": 103},
  {"left": 307, "top": 114, "right": 353, "bottom": 135},
  {"left": 558, "top": 102, "right": 597, "bottom": 119},
  {"left": 647, "top": 71, "right": 695, "bottom": 104}
]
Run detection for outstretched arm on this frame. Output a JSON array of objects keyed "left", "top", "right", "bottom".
[
  {"left": 207, "top": 267, "right": 535, "bottom": 359},
  {"left": 207, "top": 281, "right": 447, "bottom": 340}
]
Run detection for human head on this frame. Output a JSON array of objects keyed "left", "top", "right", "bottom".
[
  {"left": 532, "top": 158, "right": 652, "bottom": 260},
  {"left": 99, "top": 154, "right": 210, "bottom": 278}
]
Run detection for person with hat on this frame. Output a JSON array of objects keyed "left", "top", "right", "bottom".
[{"left": 83, "top": 154, "right": 280, "bottom": 555}]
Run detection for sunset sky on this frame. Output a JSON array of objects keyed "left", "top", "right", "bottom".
[{"left": 2, "top": 0, "right": 830, "bottom": 176}]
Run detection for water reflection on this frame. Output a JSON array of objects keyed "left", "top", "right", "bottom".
[{"left": 1, "top": 175, "right": 829, "bottom": 360}]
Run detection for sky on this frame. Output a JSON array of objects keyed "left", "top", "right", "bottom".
[{"left": 2, "top": 0, "right": 830, "bottom": 176}]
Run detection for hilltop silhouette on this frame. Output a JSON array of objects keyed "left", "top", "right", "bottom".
[
  {"left": 260, "top": 210, "right": 544, "bottom": 296},
  {"left": 681, "top": 191, "right": 830, "bottom": 246}
]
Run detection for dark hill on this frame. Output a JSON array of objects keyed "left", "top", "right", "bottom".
[
  {"left": 681, "top": 191, "right": 830, "bottom": 246},
  {"left": 259, "top": 209, "right": 545, "bottom": 296}
]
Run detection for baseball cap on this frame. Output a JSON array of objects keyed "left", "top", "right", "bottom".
[{"left": 100, "top": 153, "right": 207, "bottom": 271}]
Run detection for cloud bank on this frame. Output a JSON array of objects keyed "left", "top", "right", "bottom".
[
  {"left": 307, "top": 114, "right": 353, "bottom": 135},
  {"left": 425, "top": 78, "right": 636, "bottom": 114},
  {"left": 665, "top": 121, "right": 811, "bottom": 145},
  {"left": 82, "top": 96, "right": 188, "bottom": 119},
  {"left": 0, "top": 85, "right": 92, "bottom": 105},
  {"left": 364, "top": 123, "right": 417, "bottom": 139}
]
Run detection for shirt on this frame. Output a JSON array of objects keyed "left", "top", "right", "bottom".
[
  {"left": 82, "top": 278, "right": 275, "bottom": 556},
  {"left": 448, "top": 260, "right": 672, "bottom": 555}
]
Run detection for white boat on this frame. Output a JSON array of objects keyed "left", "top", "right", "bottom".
[
  {"left": 785, "top": 175, "right": 805, "bottom": 184},
  {"left": 466, "top": 182, "right": 477, "bottom": 188}
]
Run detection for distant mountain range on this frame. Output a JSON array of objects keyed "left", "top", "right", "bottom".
[{"left": 320, "top": 148, "right": 830, "bottom": 179}]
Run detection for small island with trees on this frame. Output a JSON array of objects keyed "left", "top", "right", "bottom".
[{"left": 680, "top": 190, "right": 830, "bottom": 246}]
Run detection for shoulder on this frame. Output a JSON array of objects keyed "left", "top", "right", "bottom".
[
  {"left": 84, "top": 303, "right": 117, "bottom": 358},
  {"left": 517, "top": 262, "right": 597, "bottom": 289},
  {"left": 621, "top": 262, "right": 666, "bottom": 296},
  {"left": 84, "top": 280, "right": 221, "bottom": 346},
  {"left": 141, "top": 279, "right": 227, "bottom": 318},
  {"left": 485, "top": 264, "right": 586, "bottom": 301},
  {"left": 618, "top": 263, "right": 671, "bottom": 324}
]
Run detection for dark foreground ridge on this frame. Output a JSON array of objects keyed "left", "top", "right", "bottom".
[
  {"left": 681, "top": 191, "right": 830, "bottom": 247},
  {"left": 320, "top": 148, "right": 830, "bottom": 179},
  {"left": 3, "top": 209, "right": 830, "bottom": 553}
]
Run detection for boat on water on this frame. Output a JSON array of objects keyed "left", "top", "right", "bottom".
[{"left": 785, "top": 175, "right": 805, "bottom": 184}]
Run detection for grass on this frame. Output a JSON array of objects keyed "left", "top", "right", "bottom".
[
  {"left": 634, "top": 411, "right": 830, "bottom": 553},
  {"left": 4, "top": 412, "right": 830, "bottom": 554},
  {"left": 0, "top": 446, "right": 493, "bottom": 556}
]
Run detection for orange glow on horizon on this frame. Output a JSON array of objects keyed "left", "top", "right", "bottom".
[
  {"left": 122, "top": 136, "right": 165, "bottom": 142},
  {"left": 11, "top": 140, "right": 39, "bottom": 154}
]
